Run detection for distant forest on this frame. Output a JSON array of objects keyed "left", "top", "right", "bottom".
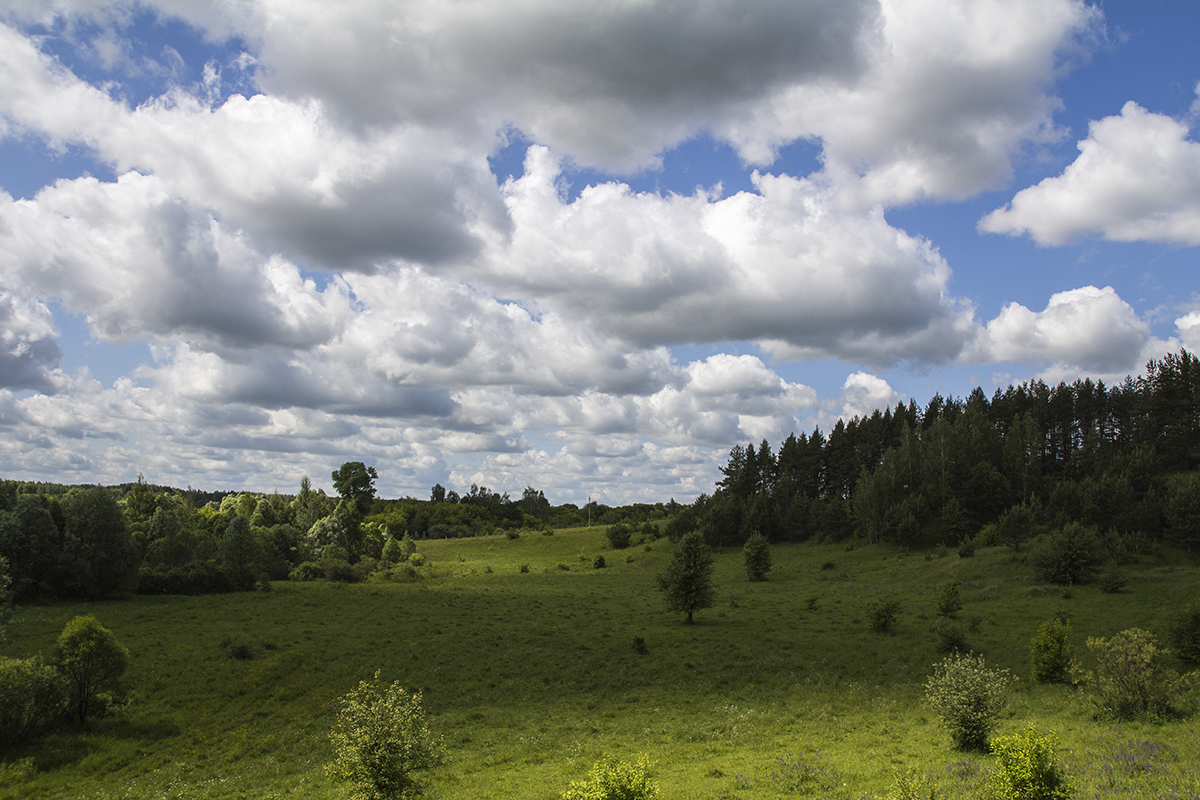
[
  {"left": 674, "top": 349, "right": 1200, "bottom": 554},
  {"left": 2, "top": 349, "right": 1199, "bottom": 601}
]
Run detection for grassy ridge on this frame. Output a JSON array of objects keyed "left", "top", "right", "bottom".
[{"left": 2, "top": 529, "right": 1198, "bottom": 799}]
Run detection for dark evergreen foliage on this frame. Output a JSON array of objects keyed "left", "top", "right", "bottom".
[{"left": 693, "top": 349, "right": 1200, "bottom": 551}]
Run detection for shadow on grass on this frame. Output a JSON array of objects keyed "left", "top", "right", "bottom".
[{"left": 16, "top": 715, "right": 184, "bottom": 772}]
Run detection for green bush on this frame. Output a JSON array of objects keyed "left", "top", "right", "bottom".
[
  {"left": 884, "top": 768, "right": 937, "bottom": 800},
  {"left": 561, "top": 756, "right": 658, "bottom": 800},
  {"left": 958, "top": 538, "right": 976, "bottom": 558},
  {"left": 924, "top": 653, "right": 1011, "bottom": 750},
  {"left": 868, "top": 598, "right": 901, "bottom": 633},
  {"left": 742, "top": 532, "right": 772, "bottom": 581},
  {"left": 1097, "top": 565, "right": 1126, "bottom": 594},
  {"left": 985, "top": 727, "right": 1072, "bottom": 800},
  {"left": 1029, "top": 617, "right": 1073, "bottom": 684},
  {"left": 593, "top": 555, "right": 606, "bottom": 569},
  {"left": 606, "top": 523, "right": 632, "bottom": 550},
  {"left": 1084, "top": 628, "right": 1192, "bottom": 721},
  {"left": 1170, "top": 597, "right": 1200, "bottom": 664},
  {"left": 326, "top": 671, "right": 444, "bottom": 800},
  {"left": 934, "top": 617, "right": 968, "bottom": 653},
  {"left": 1029, "top": 523, "right": 1102, "bottom": 585},
  {"left": 0, "top": 655, "right": 69, "bottom": 745},
  {"left": 54, "top": 615, "right": 130, "bottom": 724},
  {"left": 937, "top": 580, "right": 962, "bottom": 617}
]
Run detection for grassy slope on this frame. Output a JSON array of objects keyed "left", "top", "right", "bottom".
[{"left": 2, "top": 529, "right": 1198, "bottom": 799}]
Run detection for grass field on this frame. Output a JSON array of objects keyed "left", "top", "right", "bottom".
[{"left": 2, "top": 528, "right": 1198, "bottom": 799}]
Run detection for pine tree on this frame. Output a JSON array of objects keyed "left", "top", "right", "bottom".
[{"left": 657, "top": 532, "right": 716, "bottom": 624}]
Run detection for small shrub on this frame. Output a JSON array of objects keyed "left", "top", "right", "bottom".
[
  {"left": 562, "top": 755, "right": 658, "bottom": 800},
  {"left": 408, "top": 553, "right": 426, "bottom": 568},
  {"left": 766, "top": 751, "right": 841, "bottom": 794},
  {"left": 399, "top": 534, "right": 416, "bottom": 560},
  {"left": 925, "top": 653, "right": 1011, "bottom": 750},
  {"left": 937, "top": 581, "right": 962, "bottom": 617},
  {"left": 885, "top": 768, "right": 937, "bottom": 800},
  {"left": 742, "top": 532, "right": 772, "bottom": 581},
  {"left": 519, "top": 564, "right": 530, "bottom": 574},
  {"left": 1029, "top": 523, "right": 1102, "bottom": 585},
  {"left": 934, "top": 618, "right": 969, "bottom": 653},
  {"left": 1029, "top": 617, "right": 1073, "bottom": 684},
  {"left": 958, "top": 538, "right": 976, "bottom": 558},
  {"left": 632, "top": 636, "right": 649, "bottom": 655},
  {"left": 222, "top": 636, "right": 254, "bottom": 660},
  {"left": 820, "top": 560, "right": 836, "bottom": 571},
  {"left": 1169, "top": 597, "right": 1200, "bottom": 664},
  {"left": 805, "top": 594, "right": 819, "bottom": 611},
  {"left": 326, "top": 671, "right": 444, "bottom": 800},
  {"left": 0, "top": 655, "right": 69, "bottom": 745},
  {"left": 593, "top": 555, "right": 606, "bottom": 569},
  {"left": 1097, "top": 565, "right": 1126, "bottom": 594},
  {"left": 986, "top": 727, "right": 1072, "bottom": 800},
  {"left": 869, "top": 598, "right": 901, "bottom": 633},
  {"left": 505, "top": 530, "right": 520, "bottom": 541},
  {"left": 606, "top": 523, "right": 633, "bottom": 550},
  {"left": 290, "top": 561, "right": 324, "bottom": 581},
  {"left": 1084, "top": 628, "right": 1192, "bottom": 721}
]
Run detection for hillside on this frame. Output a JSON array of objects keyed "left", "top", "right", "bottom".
[{"left": 3, "top": 529, "right": 1197, "bottom": 799}]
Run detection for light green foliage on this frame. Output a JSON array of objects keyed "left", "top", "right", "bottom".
[
  {"left": 561, "top": 756, "right": 658, "bottom": 800},
  {"left": 381, "top": 534, "right": 403, "bottom": 565},
  {"left": 0, "top": 655, "right": 69, "bottom": 745},
  {"left": 326, "top": 671, "right": 444, "bottom": 800},
  {"left": 884, "top": 768, "right": 937, "bottom": 800},
  {"left": 54, "top": 615, "right": 130, "bottom": 723},
  {"left": 924, "top": 653, "right": 1011, "bottom": 750},
  {"left": 1084, "top": 628, "right": 1192, "bottom": 721},
  {"left": 1029, "top": 617, "right": 1073, "bottom": 683},
  {"left": 656, "top": 532, "right": 715, "bottom": 624},
  {"left": 1170, "top": 597, "right": 1200, "bottom": 664},
  {"left": 985, "top": 727, "right": 1072, "bottom": 800},
  {"left": 937, "top": 580, "right": 962, "bottom": 617},
  {"left": 401, "top": 533, "right": 417, "bottom": 560},
  {"left": 742, "top": 532, "right": 772, "bottom": 581}
]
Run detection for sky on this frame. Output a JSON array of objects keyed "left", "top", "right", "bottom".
[{"left": 1, "top": 1, "right": 1198, "bottom": 505}]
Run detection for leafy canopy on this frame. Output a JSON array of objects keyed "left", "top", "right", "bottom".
[
  {"left": 54, "top": 615, "right": 129, "bottom": 723},
  {"left": 326, "top": 671, "right": 444, "bottom": 800}
]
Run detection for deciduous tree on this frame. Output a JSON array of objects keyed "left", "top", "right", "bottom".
[{"left": 54, "top": 615, "right": 129, "bottom": 724}]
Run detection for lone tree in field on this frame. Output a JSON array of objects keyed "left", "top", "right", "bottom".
[
  {"left": 657, "top": 532, "right": 715, "bottom": 624},
  {"left": 327, "top": 671, "right": 444, "bottom": 800},
  {"left": 54, "top": 615, "right": 129, "bottom": 723}
]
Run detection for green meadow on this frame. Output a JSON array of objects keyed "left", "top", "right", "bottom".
[{"left": 3, "top": 528, "right": 1198, "bottom": 799}]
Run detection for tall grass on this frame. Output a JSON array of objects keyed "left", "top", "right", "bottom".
[{"left": 2, "top": 529, "right": 1197, "bottom": 799}]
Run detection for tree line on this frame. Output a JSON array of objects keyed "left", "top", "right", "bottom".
[
  {"left": 675, "top": 349, "right": 1200, "bottom": 552},
  {"left": 0, "top": 462, "right": 676, "bottom": 600}
]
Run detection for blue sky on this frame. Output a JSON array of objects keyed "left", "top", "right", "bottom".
[{"left": 1, "top": 1, "right": 1198, "bottom": 503}]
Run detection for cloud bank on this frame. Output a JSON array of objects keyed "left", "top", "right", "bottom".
[{"left": 0, "top": 0, "right": 1192, "bottom": 501}]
